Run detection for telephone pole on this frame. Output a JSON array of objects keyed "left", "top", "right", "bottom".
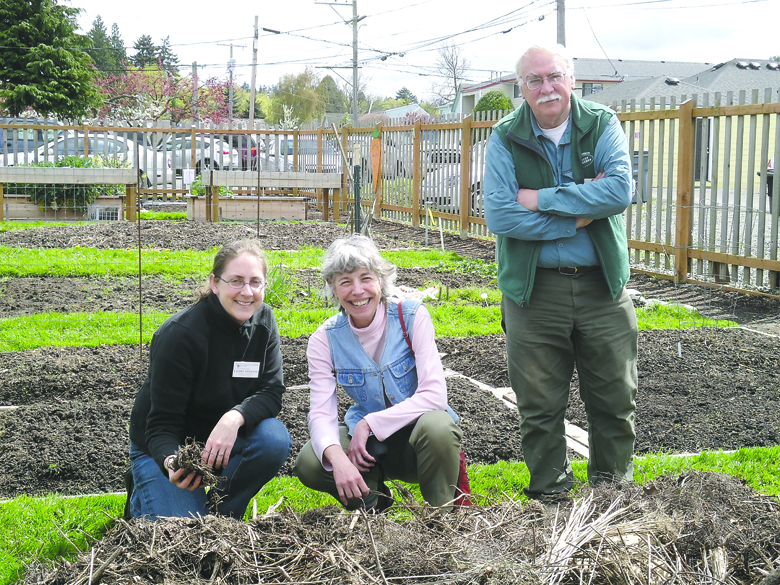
[
  {"left": 249, "top": 16, "right": 259, "bottom": 128},
  {"left": 316, "top": 0, "right": 363, "bottom": 125},
  {"left": 218, "top": 41, "right": 246, "bottom": 124},
  {"left": 351, "top": 0, "right": 359, "bottom": 126},
  {"left": 557, "top": 0, "right": 565, "bottom": 46},
  {"left": 191, "top": 62, "right": 199, "bottom": 122}
]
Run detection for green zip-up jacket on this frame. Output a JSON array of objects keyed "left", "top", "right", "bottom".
[{"left": 489, "top": 95, "right": 630, "bottom": 305}]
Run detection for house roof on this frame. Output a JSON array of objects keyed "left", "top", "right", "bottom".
[
  {"left": 587, "top": 58, "right": 780, "bottom": 106},
  {"left": 460, "top": 58, "right": 713, "bottom": 95},
  {"left": 383, "top": 103, "right": 427, "bottom": 118},
  {"left": 571, "top": 58, "right": 711, "bottom": 82}
]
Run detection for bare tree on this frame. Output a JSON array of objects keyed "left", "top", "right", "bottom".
[
  {"left": 340, "top": 73, "right": 373, "bottom": 118},
  {"left": 429, "top": 41, "right": 470, "bottom": 105}
]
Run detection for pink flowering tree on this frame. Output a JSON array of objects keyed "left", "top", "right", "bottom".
[{"left": 93, "top": 63, "right": 230, "bottom": 123}]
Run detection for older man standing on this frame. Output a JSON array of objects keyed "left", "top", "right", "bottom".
[{"left": 484, "top": 43, "right": 638, "bottom": 501}]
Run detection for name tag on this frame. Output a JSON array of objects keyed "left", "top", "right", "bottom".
[{"left": 233, "top": 361, "right": 261, "bottom": 378}]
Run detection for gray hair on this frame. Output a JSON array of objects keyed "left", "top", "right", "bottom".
[
  {"left": 321, "top": 234, "right": 397, "bottom": 307},
  {"left": 515, "top": 43, "right": 575, "bottom": 82}
]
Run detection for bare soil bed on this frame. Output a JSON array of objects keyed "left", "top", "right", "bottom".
[
  {"left": 4, "top": 216, "right": 780, "bottom": 584},
  {"left": 1, "top": 217, "right": 778, "bottom": 501}
]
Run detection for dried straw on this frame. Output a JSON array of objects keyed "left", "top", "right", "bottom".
[{"left": 24, "top": 471, "right": 780, "bottom": 585}]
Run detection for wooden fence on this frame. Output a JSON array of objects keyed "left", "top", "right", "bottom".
[{"left": 2, "top": 92, "right": 779, "bottom": 294}]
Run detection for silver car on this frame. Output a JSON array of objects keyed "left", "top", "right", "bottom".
[
  {"left": 265, "top": 136, "right": 342, "bottom": 173},
  {"left": 421, "top": 139, "right": 487, "bottom": 217},
  {"left": 12, "top": 132, "right": 173, "bottom": 186},
  {"left": 163, "top": 135, "right": 240, "bottom": 175}
]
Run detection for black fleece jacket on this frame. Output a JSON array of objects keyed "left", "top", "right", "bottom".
[{"left": 129, "top": 293, "right": 286, "bottom": 476}]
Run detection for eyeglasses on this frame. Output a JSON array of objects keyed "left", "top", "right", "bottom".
[
  {"left": 217, "top": 276, "right": 267, "bottom": 291},
  {"left": 523, "top": 72, "right": 567, "bottom": 91}
]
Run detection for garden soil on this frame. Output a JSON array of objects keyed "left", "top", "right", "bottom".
[
  {"left": 3, "top": 216, "right": 780, "bottom": 583},
  {"left": 1, "top": 217, "right": 778, "bottom": 499}
]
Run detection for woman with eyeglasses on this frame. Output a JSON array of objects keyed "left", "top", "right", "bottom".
[{"left": 127, "top": 239, "right": 292, "bottom": 520}]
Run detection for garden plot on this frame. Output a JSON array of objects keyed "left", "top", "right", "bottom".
[
  {"left": 1, "top": 219, "right": 779, "bottom": 500},
  {"left": 2, "top": 218, "right": 780, "bottom": 584}
]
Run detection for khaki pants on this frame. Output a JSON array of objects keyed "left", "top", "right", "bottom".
[
  {"left": 502, "top": 268, "right": 638, "bottom": 498},
  {"left": 294, "top": 410, "right": 462, "bottom": 509}
]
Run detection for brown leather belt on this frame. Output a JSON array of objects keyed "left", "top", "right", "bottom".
[{"left": 539, "top": 266, "right": 600, "bottom": 275}]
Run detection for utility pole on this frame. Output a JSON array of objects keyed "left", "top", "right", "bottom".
[
  {"left": 249, "top": 16, "right": 258, "bottom": 128},
  {"left": 557, "top": 0, "right": 565, "bottom": 46},
  {"left": 218, "top": 42, "right": 246, "bottom": 125},
  {"left": 191, "top": 62, "right": 199, "bottom": 122},
  {"left": 352, "top": 0, "right": 359, "bottom": 126},
  {"left": 316, "top": 0, "right": 362, "bottom": 126}
]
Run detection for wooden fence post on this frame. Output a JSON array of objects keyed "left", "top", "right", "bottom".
[
  {"left": 209, "top": 171, "right": 219, "bottom": 223},
  {"left": 459, "top": 115, "right": 473, "bottom": 239},
  {"left": 125, "top": 184, "right": 137, "bottom": 222},
  {"left": 340, "top": 126, "right": 349, "bottom": 219},
  {"left": 674, "top": 99, "right": 695, "bottom": 283},
  {"left": 316, "top": 127, "right": 324, "bottom": 208},
  {"left": 412, "top": 119, "right": 422, "bottom": 228},
  {"left": 190, "top": 127, "right": 197, "bottom": 172}
]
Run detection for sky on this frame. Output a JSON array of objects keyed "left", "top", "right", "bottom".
[{"left": 72, "top": 0, "right": 779, "bottom": 103}]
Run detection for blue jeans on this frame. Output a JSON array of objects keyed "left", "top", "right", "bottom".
[{"left": 130, "top": 418, "right": 292, "bottom": 519}]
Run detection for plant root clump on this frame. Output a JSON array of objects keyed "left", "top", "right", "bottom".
[
  {"left": 24, "top": 471, "right": 780, "bottom": 585},
  {"left": 171, "top": 438, "right": 222, "bottom": 489}
]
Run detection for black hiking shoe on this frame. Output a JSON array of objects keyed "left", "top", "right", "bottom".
[
  {"left": 123, "top": 467, "right": 134, "bottom": 521},
  {"left": 375, "top": 482, "right": 394, "bottom": 512}
]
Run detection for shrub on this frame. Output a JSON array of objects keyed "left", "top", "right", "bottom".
[
  {"left": 14, "top": 156, "right": 131, "bottom": 213},
  {"left": 188, "top": 175, "right": 234, "bottom": 199},
  {"left": 473, "top": 90, "right": 514, "bottom": 115}
]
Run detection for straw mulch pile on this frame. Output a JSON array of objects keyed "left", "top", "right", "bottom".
[{"left": 24, "top": 471, "right": 780, "bottom": 585}]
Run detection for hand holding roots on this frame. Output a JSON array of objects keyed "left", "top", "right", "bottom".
[{"left": 171, "top": 438, "right": 221, "bottom": 488}]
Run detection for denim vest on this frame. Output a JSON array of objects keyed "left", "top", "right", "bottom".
[{"left": 325, "top": 300, "right": 458, "bottom": 434}]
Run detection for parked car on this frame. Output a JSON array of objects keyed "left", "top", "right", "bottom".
[
  {"left": 227, "top": 134, "right": 258, "bottom": 170},
  {"left": 756, "top": 157, "right": 775, "bottom": 204},
  {"left": 162, "top": 134, "right": 240, "bottom": 175},
  {"left": 13, "top": 132, "right": 173, "bottom": 186},
  {"left": 0, "top": 118, "right": 64, "bottom": 166},
  {"left": 421, "top": 139, "right": 487, "bottom": 217},
  {"left": 266, "top": 136, "right": 341, "bottom": 173}
]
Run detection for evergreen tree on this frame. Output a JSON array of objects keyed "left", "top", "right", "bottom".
[
  {"left": 156, "top": 36, "right": 180, "bottom": 76},
  {"left": 0, "top": 0, "right": 101, "bottom": 117},
  {"left": 86, "top": 15, "right": 117, "bottom": 74},
  {"left": 317, "top": 75, "right": 346, "bottom": 113},
  {"left": 110, "top": 23, "right": 128, "bottom": 67},
  {"left": 132, "top": 34, "right": 157, "bottom": 68},
  {"left": 395, "top": 86, "right": 417, "bottom": 104}
]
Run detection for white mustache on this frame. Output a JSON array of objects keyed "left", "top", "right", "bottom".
[{"left": 537, "top": 93, "right": 562, "bottom": 104}]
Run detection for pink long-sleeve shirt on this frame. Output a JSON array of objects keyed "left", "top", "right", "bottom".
[{"left": 306, "top": 301, "right": 447, "bottom": 468}]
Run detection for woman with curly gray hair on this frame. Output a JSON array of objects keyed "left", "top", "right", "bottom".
[{"left": 294, "top": 234, "right": 466, "bottom": 511}]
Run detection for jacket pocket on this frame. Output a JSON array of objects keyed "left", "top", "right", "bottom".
[
  {"left": 388, "top": 355, "right": 417, "bottom": 395},
  {"left": 336, "top": 370, "right": 368, "bottom": 402}
]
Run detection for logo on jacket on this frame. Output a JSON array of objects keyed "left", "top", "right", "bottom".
[{"left": 581, "top": 152, "right": 594, "bottom": 166}]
